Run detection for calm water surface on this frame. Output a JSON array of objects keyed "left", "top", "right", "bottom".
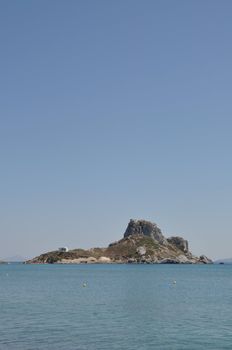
[{"left": 0, "top": 264, "right": 232, "bottom": 350}]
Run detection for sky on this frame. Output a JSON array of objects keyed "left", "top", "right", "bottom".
[{"left": 1, "top": 0, "right": 232, "bottom": 260}]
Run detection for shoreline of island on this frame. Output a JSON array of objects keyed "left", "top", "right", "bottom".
[{"left": 26, "top": 219, "right": 213, "bottom": 265}]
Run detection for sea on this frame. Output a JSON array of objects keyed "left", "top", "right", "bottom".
[{"left": 0, "top": 263, "right": 232, "bottom": 350}]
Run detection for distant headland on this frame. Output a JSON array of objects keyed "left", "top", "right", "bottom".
[{"left": 27, "top": 219, "right": 212, "bottom": 264}]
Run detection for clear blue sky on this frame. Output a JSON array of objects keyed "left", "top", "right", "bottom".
[{"left": 1, "top": 0, "right": 232, "bottom": 260}]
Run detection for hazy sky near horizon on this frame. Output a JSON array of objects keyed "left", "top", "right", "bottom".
[{"left": 1, "top": 0, "right": 232, "bottom": 260}]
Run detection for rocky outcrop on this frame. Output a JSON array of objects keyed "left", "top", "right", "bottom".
[
  {"left": 167, "top": 237, "right": 189, "bottom": 253},
  {"left": 159, "top": 258, "right": 179, "bottom": 264},
  {"left": 137, "top": 246, "right": 146, "bottom": 256},
  {"left": 27, "top": 219, "right": 212, "bottom": 264},
  {"left": 199, "top": 255, "right": 213, "bottom": 264},
  {"left": 124, "top": 219, "right": 167, "bottom": 245}
]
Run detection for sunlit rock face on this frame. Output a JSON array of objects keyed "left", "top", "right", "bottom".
[{"left": 124, "top": 219, "right": 167, "bottom": 245}]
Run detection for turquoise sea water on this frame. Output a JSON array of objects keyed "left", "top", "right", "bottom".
[{"left": 0, "top": 264, "right": 232, "bottom": 350}]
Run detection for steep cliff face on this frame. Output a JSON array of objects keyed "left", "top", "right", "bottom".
[
  {"left": 27, "top": 219, "right": 213, "bottom": 264},
  {"left": 124, "top": 219, "right": 167, "bottom": 245}
]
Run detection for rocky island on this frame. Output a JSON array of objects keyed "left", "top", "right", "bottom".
[{"left": 27, "top": 219, "right": 212, "bottom": 264}]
